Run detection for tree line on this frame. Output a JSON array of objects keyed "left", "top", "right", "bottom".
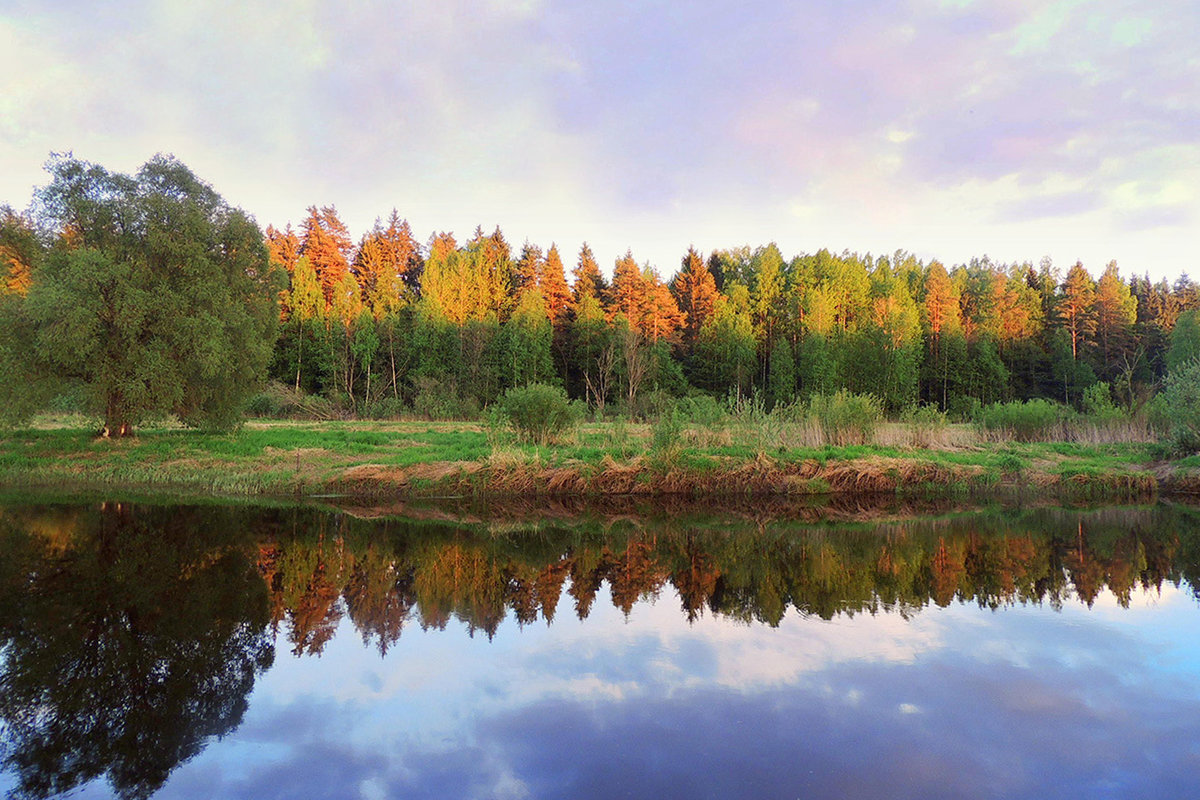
[
  {"left": 3, "top": 155, "right": 1200, "bottom": 430},
  {"left": 263, "top": 204, "right": 1200, "bottom": 419}
]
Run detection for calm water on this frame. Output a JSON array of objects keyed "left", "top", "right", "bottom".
[{"left": 3, "top": 499, "right": 1200, "bottom": 799}]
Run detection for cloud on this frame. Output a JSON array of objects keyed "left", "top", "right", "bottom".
[{"left": 1, "top": 0, "right": 1198, "bottom": 276}]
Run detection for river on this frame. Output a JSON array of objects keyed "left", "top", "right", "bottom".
[{"left": 1, "top": 498, "right": 1199, "bottom": 799}]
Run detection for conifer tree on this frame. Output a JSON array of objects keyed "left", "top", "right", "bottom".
[
  {"left": 1059, "top": 261, "right": 1097, "bottom": 361},
  {"left": 265, "top": 223, "right": 300, "bottom": 273},
  {"left": 299, "top": 206, "right": 353, "bottom": 308},
  {"left": 610, "top": 251, "right": 645, "bottom": 325},
  {"left": 638, "top": 267, "right": 685, "bottom": 344},
  {"left": 540, "top": 243, "right": 573, "bottom": 325},
  {"left": 572, "top": 243, "right": 607, "bottom": 305},
  {"left": 1094, "top": 260, "right": 1137, "bottom": 369},
  {"left": 670, "top": 246, "right": 719, "bottom": 351},
  {"left": 513, "top": 241, "right": 544, "bottom": 299}
]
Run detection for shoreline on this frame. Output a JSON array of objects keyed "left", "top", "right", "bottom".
[{"left": 1, "top": 418, "right": 1195, "bottom": 505}]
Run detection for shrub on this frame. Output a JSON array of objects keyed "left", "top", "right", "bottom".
[
  {"left": 499, "top": 383, "right": 582, "bottom": 445},
  {"left": 412, "top": 377, "right": 479, "bottom": 421},
  {"left": 650, "top": 402, "right": 685, "bottom": 463},
  {"left": 975, "top": 399, "right": 1073, "bottom": 442},
  {"left": 1162, "top": 358, "right": 1200, "bottom": 456},
  {"left": 676, "top": 394, "right": 728, "bottom": 428},
  {"left": 360, "top": 395, "right": 407, "bottom": 420},
  {"left": 1081, "top": 382, "right": 1123, "bottom": 422},
  {"left": 807, "top": 391, "right": 882, "bottom": 446},
  {"left": 903, "top": 404, "right": 948, "bottom": 448},
  {"left": 244, "top": 382, "right": 339, "bottom": 420}
]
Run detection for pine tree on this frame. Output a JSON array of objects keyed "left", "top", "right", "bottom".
[
  {"left": 299, "top": 206, "right": 353, "bottom": 308},
  {"left": 610, "top": 250, "right": 645, "bottom": 325},
  {"left": 1059, "top": 261, "right": 1097, "bottom": 361},
  {"left": 923, "top": 261, "right": 963, "bottom": 409},
  {"left": 265, "top": 223, "right": 300, "bottom": 273},
  {"left": 572, "top": 242, "right": 607, "bottom": 306},
  {"left": 513, "top": 241, "right": 544, "bottom": 299},
  {"left": 638, "top": 266, "right": 685, "bottom": 344},
  {"left": 540, "top": 243, "right": 573, "bottom": 325},
  {"left": 670, "top": 246, "right": 719, "bottom": 352},
  {"left": 1094, "top": 260, "right": 1137, "bottom": 369}
]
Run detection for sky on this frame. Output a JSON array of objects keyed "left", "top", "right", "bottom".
[{"left": 1, "top": 0, "right": 1197, "bottom": 281}]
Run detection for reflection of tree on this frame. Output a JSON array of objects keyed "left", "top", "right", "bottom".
[
  {"left": 251, "top": 505, "right": 1200, "bottom": 639},
  {"left": 344, "top": 546, "right": 416, "bottom": 656},
  {"left": 0, "top": 503, "right": 273, "bottom": 800},
  {"left": 4, "top": 495, "right": 1199, "bottom": 800},
  {"left": 278, "top": 531, "right": 346, "bottom": 656},
  {"left": 607, "top": 540, "right": 665, "bottom": 616},
  {"left": 671, "top": 537, "right": 721, "bottom": 623}
]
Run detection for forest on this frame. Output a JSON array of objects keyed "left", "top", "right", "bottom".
[
  {"left": 3, "top": 161, "right": 1200, "bottom": 430},
  {"left": 261, "top": 206, "right": 1200, "bottom": 421}
]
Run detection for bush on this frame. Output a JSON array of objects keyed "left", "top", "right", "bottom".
[
  {"left": 807, "top": 391, "right": 882, "bottom": 446},
  {"left": 499, "top": 383, "right": 582, "bottom": 445},
  {"left": 975, "top": 399, "right": 1073, "bottom": 442},
  {"left": 244, "top": 382, "right": 339, "bottom": 420},
  {"left": 1162, "top": 358, "right": 1200, "bottom": 455},
  {"left": 1081, "top": 382, "right": 1123, "bottom": 423},
  {"left": 360, "top": 395, "right": 407, "bottom": 420},
  {"left": 676, "top": 394, "right": 728, "bottom": 428},
  {"left": 903, "top": 404, "right": 948, "bottom": 448},
  {"left": 650, "top": 402, "right": 685, "bottom": 463},
  {"left": 412, "top": 377, "right": 479, "bottom": 421}
]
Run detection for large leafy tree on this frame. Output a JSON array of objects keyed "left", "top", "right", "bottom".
[{"left": 6, "top": 154, "right": 282, "bottom": 434}]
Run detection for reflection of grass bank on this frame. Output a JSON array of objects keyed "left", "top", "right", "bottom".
[{"left": 0, "top": 416, "right": 1188, "bottom": 501}]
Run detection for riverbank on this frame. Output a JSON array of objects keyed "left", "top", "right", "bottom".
[{"left": 2, "top": 415, "right": 1197, "bottom": 502}]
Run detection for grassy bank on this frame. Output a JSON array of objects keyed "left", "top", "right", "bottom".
[{"left": 0, "top": 414, "right": 1193, "bottom": 502}]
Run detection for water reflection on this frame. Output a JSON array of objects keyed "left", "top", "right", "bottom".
[
  {"left": 0, "top": 504, "right": 274, "bottom": 800},
  {"left": 2, "top": 500, "right": 1200, "bottom": 798}
]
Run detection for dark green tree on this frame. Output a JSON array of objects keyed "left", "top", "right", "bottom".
[{"left": 5, "top": 155, "right": 282, "bottom": 434}]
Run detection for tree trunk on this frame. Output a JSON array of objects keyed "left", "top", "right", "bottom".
[
  {"left": 295, "top": 322, "right": 303, "bottom": 391},
  {"left": 100, "top": 395, "right": 133, "bottom": 438}
]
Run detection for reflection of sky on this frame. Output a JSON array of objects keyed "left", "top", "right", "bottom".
[{"left": 34, "top": 583, "right": 1200, "bottom": 799}]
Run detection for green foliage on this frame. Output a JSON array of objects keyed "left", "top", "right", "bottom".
[
  {"left": 498, "top": 383, "right": 582, "bottom": 444},
  {"left": 903, "top": 404, "right": 949, "bottom": 448},
  {"left": 1081, "top": 382, "right": 1123, "bottom": 422},
  {"left": 650, "top": 402, "right": 685, "bottom": 463},
  {"left": 996, "top": 452, "right": 1027, "bottom": 473},
  {"left": 502, "top": 290, "right": 556, "bottom": 389},
  {"left": 7, "top": 155, "right": 282, "bottom": 434},
  {"left": 975, "top": 399, "right": 1074, "bottom": 442},
  {"left": 693, "top": 294, "right": 756, "bottom": 394},
  {"left": 413, "top": 377, "right": 479, "bottom": 421},
  {"left": 676, "top": 395, "right": 728, "bottom": 428},
  {"left": 807, "top": 391, "right": 882, "bottom": 446},
  {"left": 1161, "top": 358, "right": 1200, "bottom": 455},
  {"left": 1167, "top": 311, "right": 1200, "bottom": 372},
  {"left": 244, "top": 382, "right": 339, "bottom": 420},
  {"left": 767, "top": 337, "right": 796, "bottom": 408}
]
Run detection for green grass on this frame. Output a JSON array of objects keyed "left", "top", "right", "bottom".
[{"left": 0, "top": 415, "right": 1183, "bottom": 501}]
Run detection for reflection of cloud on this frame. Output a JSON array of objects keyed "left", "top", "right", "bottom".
[{"left": 144, "top": 583, "right": 1200, "bottom": 798}]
